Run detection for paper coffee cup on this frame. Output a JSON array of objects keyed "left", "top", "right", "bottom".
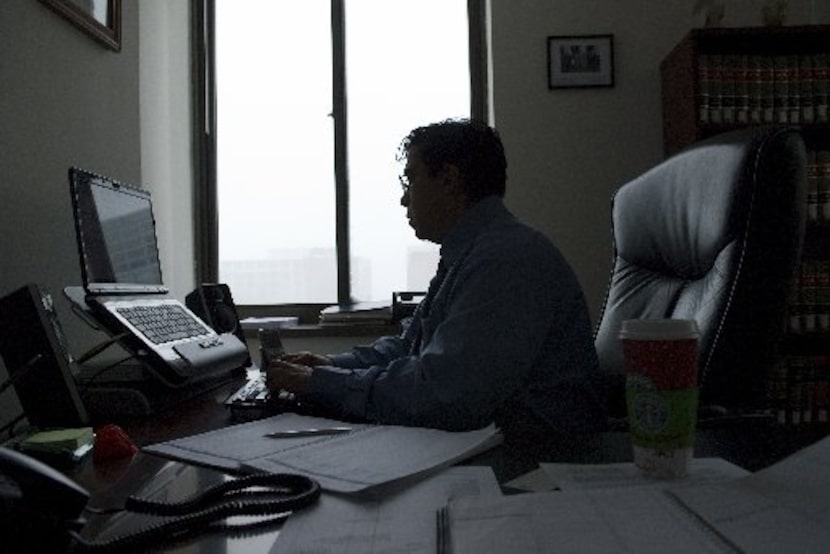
[{"left": 621, "top": 319, "right": 699, "bottom": 479}]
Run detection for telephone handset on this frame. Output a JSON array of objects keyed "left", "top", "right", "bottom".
[{"left": 0, "top": 445, "right": 89, "bottom": 549}]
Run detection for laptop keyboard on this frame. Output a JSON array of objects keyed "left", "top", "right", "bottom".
[{"left": 116, "top": 304, "right": 209, "bottom": 344}]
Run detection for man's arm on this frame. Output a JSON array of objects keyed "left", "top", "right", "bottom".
[{"left": 309, "top": 241, "right": 567, "bottom": 430}]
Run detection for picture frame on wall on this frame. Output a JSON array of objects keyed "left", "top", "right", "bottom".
[
  {"left": 40, "top": 0, "right": 121, "bottom": 52},
  {"left": 547, "top": 34, "right": 614, "bottom": 89}
]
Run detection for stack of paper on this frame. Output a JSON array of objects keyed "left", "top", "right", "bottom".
[
  {"left": 18, "top": 427, "right": 94, "bottom": 462},
  {"left": 144, "top": 413, "right": 502, "bottom": 494},
  {"left": 442, "top": 436, "right": 830, "bottom": 553},
  {"left": 319, "top": 301, "right": 393, "bottom": 325}
]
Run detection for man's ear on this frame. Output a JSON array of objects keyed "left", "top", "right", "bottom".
[{"left": 442, "top": 163, "right": 467, "bottom": 201}]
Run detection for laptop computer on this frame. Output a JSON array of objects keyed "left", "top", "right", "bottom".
[{"left": 68, "top": 167, "right": 249, "bottom": 387}]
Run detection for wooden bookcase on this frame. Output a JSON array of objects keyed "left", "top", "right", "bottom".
[{"left": 661, "top": 25, "right": 830, "bottom": 426}]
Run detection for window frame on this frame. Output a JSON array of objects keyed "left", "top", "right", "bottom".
[{"left": 191, "top": 0, "right": 489, "bottom": 322}]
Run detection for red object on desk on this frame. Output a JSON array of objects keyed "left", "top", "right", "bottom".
[{"left": 93, "top": 424, "right": 138, "bottom": 463}]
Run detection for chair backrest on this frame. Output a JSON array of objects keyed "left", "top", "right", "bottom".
[{"left": 594, "top": 126, "right": 807, "bottom": 418}]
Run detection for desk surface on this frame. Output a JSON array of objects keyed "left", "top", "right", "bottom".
[{"left": 65, "top": 376, "right": 830, "bottom": 553}]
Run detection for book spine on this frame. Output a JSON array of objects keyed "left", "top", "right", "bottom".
[
  {"left": 818, "top": 149, "right": 830, "bottom": 223},
  {"left": 697, "top": 53, "right": 711, "bottom": 124},
  {"left": 773, "top": 55, "right": 789, "bottom": 124},
  {"left": 768, "top": 358, "right": 789, "bottom": 424},
  {"left": 709, "top": 54, "right": 723, "bottom": 125},
  {"left": 807, "top": 149, "right": 819, "bottom": 224},
  {"left": 787, "top": 54, "right": 801, "bottom": 124},
  {"left": 734, "top": 54, "right": 750, "bottom": 124},
  {"left": 802, "top": 260, "right": 817, "bottom": 335},
  {"left": 816, "top": 356, "right": 830, "bottom": 424},
  {"left": 816, "top": 52, "right": 829, "bottom": 124},
  {"left": 817, "top": 259, "right": 830, "bottom": 334},
  {"left": 747, "top": 54, "right": 763, "bottom": 124},
  {"left": 788, "top": 263, "right": 803, "bottom": 335},
  {"left": 788, "top": 355, "right": 807, "bottom": 424},
  {"left": 799, "top": 54, "right": 815, "bottom": 124},
  {"left": 721, "top": 54, "right": 737, "bottom": 125},
  {"left": 760, "top": 55, "right": 776, "bottom": 124}
]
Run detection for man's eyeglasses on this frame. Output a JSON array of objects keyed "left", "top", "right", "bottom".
[{"left": 398, "top": 174, "right": 411, "bottom": 195}]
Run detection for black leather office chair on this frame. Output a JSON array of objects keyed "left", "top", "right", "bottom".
[{"left": 594, "top": 126, "right": 807, "bottom": 421}]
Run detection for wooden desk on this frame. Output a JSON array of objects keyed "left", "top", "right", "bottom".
[{"left": 66, "top": 379, "right": 830, "bottom": 553}]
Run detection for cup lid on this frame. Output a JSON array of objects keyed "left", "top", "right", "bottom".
[{"left": 619, "top": 318, "right": 699, "bottom": 340}]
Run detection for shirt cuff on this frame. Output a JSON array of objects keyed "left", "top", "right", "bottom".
[{"left": 310, "top": 365, "right": 376, "bottom": 420}]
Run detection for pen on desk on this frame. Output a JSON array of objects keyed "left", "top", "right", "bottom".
[{"left": 264, "top": 427, "right": 353, "bottom": 438}]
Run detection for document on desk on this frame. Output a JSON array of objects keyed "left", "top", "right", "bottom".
[
  {"left": 443, "top": 486, "right": 735, "bottom": 554},
  {"left": 504, "top": 458, "right": 748, "bottom": 493},
  {"left": 540, "top": 457, "right": 749, "bottom": 491},
  {"left": 143, "top": 413, "right": 502, "bottom": 493},
  {"left": 670, "top": 435, "right": 830, "bottom": 553},
  {"left": 271, "top": 465, "right": 501, "bottom": 554}
]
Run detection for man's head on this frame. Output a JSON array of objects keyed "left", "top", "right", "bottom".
[{"left": 397, "top": 119, "right": 507, "bottom": 243}]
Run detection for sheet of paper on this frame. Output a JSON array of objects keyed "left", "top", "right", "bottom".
[
  {"left": 670, "top": 435, "right": 830, "bottom": 553},
  {"left": 271, "top": 466, "right": 501, "bottom": 554},
  {"left": 144, "top": 413, "right": 502, "bottom": 493},
  {"left": 503, "top": 467, "right": 556, "bottom": 492},
  {"left": 541, "top": 457, "right": 749, "bottom": 491},
  {"left": 446, "top": 487, "right": 734, "bottom": 554}
]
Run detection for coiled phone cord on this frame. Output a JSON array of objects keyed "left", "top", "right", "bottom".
[{"left": 68, "top": 472, "right": 321, "bottom": 552}]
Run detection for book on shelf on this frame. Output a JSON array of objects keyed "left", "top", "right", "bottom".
[
  {"left": 818, "top": 149, "right": 830, "bottom": 223},
  {"left": 787, "top": 258, "right": 830, "bottom": 336},
  {"left": 319, "top": 300, "right": 393, "bottom": 325},
  {"left": 799, "top": 53, "right": 815, "bottom": 124},
  {"left": 696, "top": 51, "right": 830, "bottom": 126},
  {"left": 807, "top": 149, "right": 819, "bottom": 223},
  {"left": 697, "top": 53, "right": 711, "bottom": 124},
  {"left": 770, "top": 355, "right": 830, "bottom": 425},
  {"left": 816, "top": 52, "right": 829, "bottom": 123}
]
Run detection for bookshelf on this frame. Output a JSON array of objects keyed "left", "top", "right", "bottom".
[{"left": 660, "top": 25, "right": 830, "bottom": 426}]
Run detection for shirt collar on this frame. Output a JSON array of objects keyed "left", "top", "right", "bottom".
[{"left": 439, "top": 195, "right": 509, "bottom": 266}]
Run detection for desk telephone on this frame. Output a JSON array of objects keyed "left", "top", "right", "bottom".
[
  {"left": 0, "top": 445, "right": 321, "bottom": 551},
  {"left": 0, "top": 445, "right": 89, "bottom": 550}
]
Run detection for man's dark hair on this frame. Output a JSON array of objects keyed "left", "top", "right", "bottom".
[{"left": 397, "top": 118, "right": 507, "bottom": 201}]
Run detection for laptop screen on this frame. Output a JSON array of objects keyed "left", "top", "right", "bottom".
[{"left": 69, "top": 167, "right": 166, "bottom": 294}]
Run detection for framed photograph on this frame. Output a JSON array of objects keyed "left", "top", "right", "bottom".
[
  {"left": 547, "top": 34, "right": 614, "bottom": 89},
  {"left": 40, "top": 0, "right": 121, "bottom": 52}
]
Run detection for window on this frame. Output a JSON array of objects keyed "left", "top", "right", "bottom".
[{"left": 193, "top": 0, "right": 488, "bottom": 315}]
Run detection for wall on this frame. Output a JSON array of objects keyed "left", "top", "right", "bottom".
[
  {"left": 0, "top": 0, "right": 142, "bottom": 424},
  {"left": 491, "top": 0, "right": 829, "bottom": 320}
]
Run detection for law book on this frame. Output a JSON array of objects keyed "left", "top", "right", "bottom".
[
  {"left": 747, "top": 54, "right": 763, "bottom": 124},
  {"left": 815, "top": 52, "right": 829, "bottom": 124},
  {"left": 697, "top": 53, "right": 711, "bottom": 124},
  {"left": 734, "top": 54, "right": 750, "bottom": 124},
  {"left": 788, "top": 355, "right": 808, "bottom": 425},
  {"left": 814, "top": 357, "right": 830, "bottom": 423},
  {"left": 787, "top": 54, "right": 801, "bottom": 124},
  {"left": 806, "top": 149, "right": 819, "bottom": 223},
  {"left": 773, "top": 54, "right": 790, "bottom": 124},
  {"left": 799, "top": 53, "right": 815, "bottom": 124},
  {"left": 818, "top": 149, "right": 830, "bottom": 223},
  {"left": 759, "top": 54, "right": 776, "bottom": 124},
  {"left": 817, "top": 259, "right": 830, "bottom": 333},
  {"left": 801, "top": 260, "right": 818, "bottom": 335},
  {"left": 788, "top": 262, "right": 805, "bottom": 335},
  {"left": 768, "top": 358, "right": 790, "bottom": 424},
  {"left": 707, "top": 53, "right": 723, "bottom": 124},
  {"left": 720, "top": 54, "right": 737, "bottom": 124}
]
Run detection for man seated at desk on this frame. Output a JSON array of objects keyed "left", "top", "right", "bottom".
[{"left": 265, "top": 118, "right": 605, "bottom": 436}]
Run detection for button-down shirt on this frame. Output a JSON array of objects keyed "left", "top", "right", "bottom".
[{"left": 309, "top": 196, "right": 605, "bottom": 433}]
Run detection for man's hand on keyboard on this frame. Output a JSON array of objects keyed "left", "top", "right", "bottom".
[
  {"left": 281, "top": 351, "right": 333, "bottom": 367},
  {"left": 265, "top": 359, "right": 313, "bottom": 395}
]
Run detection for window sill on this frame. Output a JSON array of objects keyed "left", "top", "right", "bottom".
[{"left": 244, "top": 322, "right": 400, "bottom": 340}]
